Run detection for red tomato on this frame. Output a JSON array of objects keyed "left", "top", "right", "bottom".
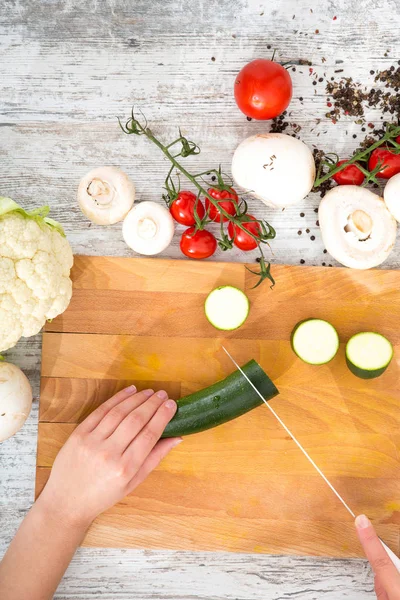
[
  {"left": 368, "top": 137, "right": 400, "bottom": 179},
  {"left": 228, "top": 216, "right": 261, "bottom": 251},
  {"left": 205, "top": 187, "right": 239, "bottom": 222},
  {"left": 180, "top": 227, "right": 217, "bottom": 259},
  {"left": 332, "top": 160, "right": 365, "bottom": 185},
  {"left": 169, "top": 191, "right": 205, "bottom": 226},
  {"left": 234, "top": 58, "right": 292, "bottom": 120}
]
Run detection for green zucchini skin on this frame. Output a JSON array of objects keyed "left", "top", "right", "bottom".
[
  {"left": 345, "top": 357, "right": 388, "bottom": 379},
  {"left": 162, "top": 359, "right": 279, "bottom": 438}
]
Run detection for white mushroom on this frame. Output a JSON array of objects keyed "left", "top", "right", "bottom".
[
  {"left": 0, "top": 362, "right": 32, "bottom": 442},
  {"left": 319, "top": 185, "right": 397, "bottom": 269},
  {"left": 231, "top": 133, "right": 315, "bottom": 208},
  {"left": 122, "top": 201, "right": 175, "bottom": 256},
  {"left": 384, "top": 172, "right": 400, "bottom": 222},
  {"left": 78, "top": 166, "right": 135, "bottom": 225}
]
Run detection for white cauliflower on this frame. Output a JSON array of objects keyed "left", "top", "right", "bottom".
[{"left": 0, "top": 197, "right": 73, "bottom": 352}]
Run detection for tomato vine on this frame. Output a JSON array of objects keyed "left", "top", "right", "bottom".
[{"left": 119, "top": 108, "right": 276, "bottom": 288}]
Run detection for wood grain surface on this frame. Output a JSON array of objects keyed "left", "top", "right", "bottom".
[
  {"left": 3, "top": 0, "right": 400, "bottom": 596},
  {"left": 36, "top": 256, "right": 400, "bottom": 558}
]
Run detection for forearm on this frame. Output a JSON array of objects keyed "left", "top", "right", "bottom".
[{"left": 0, "top": 493, "right": 89, "bottom": 600}]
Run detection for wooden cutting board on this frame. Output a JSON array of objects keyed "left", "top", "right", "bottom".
[{"left": 36, "top": 256, "right": 400, "bottom": 557}]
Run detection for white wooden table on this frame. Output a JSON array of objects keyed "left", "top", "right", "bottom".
[{"left": 1, "top": 0, "right": 399, "bottom": 597}]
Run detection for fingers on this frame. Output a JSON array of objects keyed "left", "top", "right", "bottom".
[
  {"left": 123, "top": 399, "right": 178, "bottom": 467},
  {"left": 93, "top": 389, "right": 155, "bottom": 439},
  {"left": 374, "top": 576, "right": 389, "bottom": 600},
  {"left": 126, "top": 437, "right": 182, "bottom": 493},
  {"left": 355, "top": 515, "right": 400, "bottom": 595},
  {"left": 75, "top": 384, "right": 138, "bottom": 434},
  {"left": 107, "top": 390, "right": 170, "bottom": 451}
]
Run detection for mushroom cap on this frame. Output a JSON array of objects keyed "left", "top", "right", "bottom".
[
  {"left": 231, "top": 133, "right": 315, "bottom": 208},
  {"left": 384, "top": 172, "right": 400, "bottom": 222},
  {"left": 122, "top": 201, "right": 175, "bottom": 256},
  {"left": 319, "top": 185, "right": 397, "bottom": 269},
  {"left": 78, "top": 166, "right": 135, "bottom": 225},
  {"left": 0, "top": 362, "right": 32, "bottom": 442}
]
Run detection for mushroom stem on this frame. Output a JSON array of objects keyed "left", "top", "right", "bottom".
[
  {"left": 138, "top": 217, "right": 158, "bottom": 239},
  {"left": 87, "top": 179, "right": 114, "bottom": 205},
  {"left": 345, "top": 210, "right": 373, "bottom": 239}
]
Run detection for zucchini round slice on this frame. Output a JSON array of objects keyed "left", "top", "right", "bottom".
[
  {"left": 162, "top": 359, "right": 278, "bottom": 437},
  {"left": 346, "top": 332, "right": 393, "bottom": 379},
  {"left": 291, "top": 318, "right": 339, "bottom": 365},
  {"left": 205, "top": 286, "right": 249, "bottom": 331}
]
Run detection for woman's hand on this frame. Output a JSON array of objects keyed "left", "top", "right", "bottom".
[
  {"left": 37, "top": 385, "right": 181, "bottom": 529},
  {"left": 355, "top": 514, "right": 400, "bottom": 599}
]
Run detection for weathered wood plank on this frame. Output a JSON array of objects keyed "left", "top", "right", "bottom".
[{"left": 2, "top": 0, "right": 400, "bottom": 595}]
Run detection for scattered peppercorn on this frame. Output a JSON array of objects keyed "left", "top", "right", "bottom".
[
  {"left": 322, "top": 262, "right": 326, "bottom": 266},
  {"left": 247, "top": 116, "right": 252, "bottom": 121},
  {"left": 300, "top": 259, "right": 305, "bottom": 264},
  {"left": 316, "top": 220, "right": 319, "bottom": 226},
  {"left": 300, "top": 212, "right": 305, "bottom": 217},
  {"left": 211, "top": 57, "right": 215, "bottom": 62},
  {"left": 298, "top": 230, "right": 302, "bottom": 235},
  {"left": 310, "top": 235, "right": 316, "bottom": 241},
  {"left": 306, "top": 228, "right": 310, "bottom": 233}
]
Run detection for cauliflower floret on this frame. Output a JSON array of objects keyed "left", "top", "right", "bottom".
[{"left": 0, "top": 209, "right": 73, "bottom": 352}]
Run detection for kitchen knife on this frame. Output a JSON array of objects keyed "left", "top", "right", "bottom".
[{"left": 222, "top": 345, "right": 400, "bottom": 572}]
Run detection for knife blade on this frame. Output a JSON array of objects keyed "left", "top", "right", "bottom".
[{"left": 222, "top": 345, "right": 400, "bottom": 571}]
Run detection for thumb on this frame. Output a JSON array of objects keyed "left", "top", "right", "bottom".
[{"left": 355, "top": 514, "right": 400, "bottom": 596}]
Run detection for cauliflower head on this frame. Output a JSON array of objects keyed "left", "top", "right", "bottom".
[{"left": 0, "top": 198, "right": 73, "bottom": 352}]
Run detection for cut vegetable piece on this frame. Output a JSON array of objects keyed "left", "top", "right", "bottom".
[
  {"left": 162, "top": 359, "right": 278, "bottom": 437},
  {"left": 346, "top": 332, "right": 393, "bottom": 379},
  {"left": 205, "top": 286, "right": 249, "bottom": 330},
  {"left": 291, "top": 319, "right": 339, "bottom": 365}
]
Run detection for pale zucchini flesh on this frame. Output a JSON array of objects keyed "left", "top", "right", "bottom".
[
  {"left": 205, "top": 286, "right": 249, "bottom": 331},
  {"left": 291, "top": 318, "right": 339, "bottom": 365},
  {"left": 346, "top": 332, "right": 393, "bottom": 379}
]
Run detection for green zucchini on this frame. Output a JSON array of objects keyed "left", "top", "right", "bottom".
[
  {"left": 291, "top": 318, "right": 339, "bottom": 365},
  {"left": 346, "top": 332, "right": 393, "bottom": 379},
  {"left": 162, "top": 359, "right": 278, "bottom": 437}
]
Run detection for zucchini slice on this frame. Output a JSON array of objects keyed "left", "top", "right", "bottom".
[
  {"left": 205, "top": 286, "right": 249, "bottom": 331},
  {"left": 346, "top": 332, "right": 393, "bottom": 379},
  {"left": 162, "top": 359, "right": 278, "bottom": 437},
  {"left": 291, "top": 318, "right": 339, "bottom": 365}
]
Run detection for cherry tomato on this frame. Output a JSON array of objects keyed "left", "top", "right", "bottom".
[
  {"left": 205, "top": 187, "right": 239, "bottom": 222},
  {"left": 169, "top": 191, "right": 205, "bottom": 226},
  {"left": 180, "top": 227, "right": 217, "bottom": 259},
  {"left": 228, "top": 216, "right": 261, "bottom": 251},
  {"left": 332, "top": 160, "right": 365, "bottom": 185},
  {"left": 234, "top": 58, "right": 292, "bottom": 120},
  {"left": 368, "top": 144, "right": 400, "bottom": 179}
]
